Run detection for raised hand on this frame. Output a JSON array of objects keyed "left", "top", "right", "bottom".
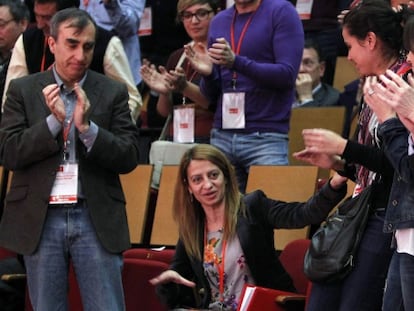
[
  {"left": 293, "top": 149, "right": 343, "bottom": 170},
  {"left": 337, "top": 9, "right": 349, "bottom": 25},
  {"left": 330, "top": 172, "right": 348, "bottom": 190},
  {"left": 295, "top": 73, "right": 313, "bottom": 103},
  {"left": 184, "top": 42, "right": 213, "bottom": 76},
  {"left": 378, "top": 70, "right": 414, "bottom": 121},
  {"left": 363, "top": 75, "right": 396, "bottom": 123},
  {"left": 166, "top": 67, "right": 188, "bottom": 93},
  {"left": 149, "top": 269, "right": 196, "bottom": 288},
  {"left": 301, "top": 128, "right": 347, "bottom": 155},
  {"left": 73, "top": 83, "right": 90, "bottom": 133},
  {"left": 208, "top": 37, "right": 235, "bottom": 68},
  {"left": 42, "top": 84, "right": 66, "bottom": 123},
  {"left": 140, "top": 59, "right": 171, "bottom": 95}
]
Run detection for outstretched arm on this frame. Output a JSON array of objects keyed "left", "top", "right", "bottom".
[{"left": 150, "top": 269, "right": 196, "bottom": 288}]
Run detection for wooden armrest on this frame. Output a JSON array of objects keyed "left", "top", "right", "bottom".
[
  {"left": 275, "top": 293, "right": 306, "bottom": 311},
  {"left": 275, "top": 294, "right": 306, "bottom": 304},
  {"left": 1, "top": 273, "right": 26, "bottom": 282}
]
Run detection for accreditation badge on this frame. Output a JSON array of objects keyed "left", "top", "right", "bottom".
[
  {"left": 49, "top": 163, "right": 78, "bottom": 204},
  {"left": 174, "top": 104, "right": 195, "bottom": 143},
  {"left": 138, "top": 7, "right": 152, "bottom": 36},
  {"left": 296, "top": 0, "right": 314, "bottom": 20},
  {"left": 222, "top": 92, "right": 245, "bottom": 129}
]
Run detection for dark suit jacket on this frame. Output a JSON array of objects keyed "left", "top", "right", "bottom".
[
  {"left": 299, "top": 83, "right": 340, "bottom": 108},
  {"left": 0, "top": 70, "right": 140, "bottom": 255},
  {"left": 157, "top": 183, "right": 347, "bottom": 309}
]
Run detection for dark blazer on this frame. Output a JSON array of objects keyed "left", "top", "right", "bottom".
[
  {"left": 157, "top": 182, "right": 347, "bottom": 309},
  {"left": 0, "top": 70, "right": 140, "bottom": 255},
  {"left": 300, "top": 83, "right": 340, "bottom": 108}
]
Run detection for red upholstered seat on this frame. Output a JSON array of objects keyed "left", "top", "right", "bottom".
[
  {"left": 123, "top": 248, "right": 175, "bottom": 264},
  {"left": 0, "top": 247, "right": 16, "bottom": 260},
  {"left": 122, "top": 258, "right": 169, "bottom": 311},
  {"left": 279, "top": 239, "right": 311, "bottom": 295}
]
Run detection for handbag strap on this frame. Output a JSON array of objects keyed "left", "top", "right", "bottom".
[
  {"left": 158, "top": 113, "right": 172, "bottom": 141},
  {"left": 159, "top": 103, "right": 195, "bottom": 141},
  {"left": 158, "top": 45, "right": 192, "bottom": 141}
]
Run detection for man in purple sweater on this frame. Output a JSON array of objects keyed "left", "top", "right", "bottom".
[{"left": 186, "top": 0, "right": 304, "bottom": 192}]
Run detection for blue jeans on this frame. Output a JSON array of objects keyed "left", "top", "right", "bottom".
[
  {"left": 383, "top": 251, "right": 414, "bottom": 311},
  {"left": 210, "top": 129, "right": 288, "bottom": 193},
  {"left": 24, "top": 202, "right": 125, "bottom": 311},
  {"left": 306, "top": 211, "right": 393, "bottom": 311}
]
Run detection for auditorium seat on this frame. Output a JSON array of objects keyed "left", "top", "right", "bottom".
[
  {"left": 246, "top": 166, "right": 319, "bottom": 251},
  {"left": 123, "top": 258, "right": 169, "bottom": 311}
]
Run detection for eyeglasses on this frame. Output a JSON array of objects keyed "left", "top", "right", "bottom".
[
  {"left": 180, "top": 9, "right": 213, "bottom": 22},
  {"left": 0, "top": 19, "right": 15, "bottom": 28},
  {"left": 301, "top": 58, "right": 319, "bottom": 68}
]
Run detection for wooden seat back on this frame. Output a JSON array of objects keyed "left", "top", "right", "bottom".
[
  {"left": 121, "top": 165, "right": 154, "bottom": 244},
  {"left": 150, "top": 166, "right": 180, "bottom": 246},
  {"left": 246, "top": 165, "right": 319, "bottom": 250},
  {"left": 289, "top": 107, "right": 346, "bottom": 165}
]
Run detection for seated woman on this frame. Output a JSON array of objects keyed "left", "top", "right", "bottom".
[{"left": 149, "top": 144, "right": 348, "bottom": 310}]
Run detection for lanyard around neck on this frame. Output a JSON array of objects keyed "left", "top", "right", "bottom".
[
  {"left": 61, "top": 89, "right": 76, "bottom": 161},
  {"left": 62, "top": 115, "right": 74, "bottom": 162},
  {"left": 229, "top": 1, "right": 261, "bottom": 88},
  {"left": 205, "top": 225, "right": 227, "bottom": 303},
  {"left": 40, "top": 36, "right": 48, "bottom": 72}
]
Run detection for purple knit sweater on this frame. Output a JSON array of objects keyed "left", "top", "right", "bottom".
[{"left": 200, "top": 0, "right": 304, "bottom": 134}]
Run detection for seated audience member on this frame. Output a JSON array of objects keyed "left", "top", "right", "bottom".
[
  {"left": 290, "top": 0, "right": 351, "bottom": 85},
  {"left": 150, "top": 144, "right": 348, "bottom": 310},
  {"left": 294, "top": 39, "right": 340, "bottom": 108},
  {"left": 3, "top": 0, "right": 141, "bottom": 122},
  {"left": 140, "top": 0, "right": 219, "bottom": 144},
  {"left": 0, "top": 0, "right": 30, "bottom": 118}
]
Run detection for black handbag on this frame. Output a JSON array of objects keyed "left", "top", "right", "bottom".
[{"left": 303, "top": 184, "right": 374, "bottom": 283}]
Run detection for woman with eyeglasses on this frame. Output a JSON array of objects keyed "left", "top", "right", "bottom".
[{"left": 140, "top": 0, "right": 220, "bottom": 144}]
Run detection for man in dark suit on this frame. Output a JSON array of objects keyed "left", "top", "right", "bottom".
[
  {"left": 293, "top": 39, "right": 340, "bottom": 108},
  {"left": 0, "top": 8, "right": 139, "bottom": 310},
  {"left": 4, "top": 0, "right": 141, "bottom": 123}
]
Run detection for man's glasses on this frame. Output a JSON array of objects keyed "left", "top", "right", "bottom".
[
  {"left": 0, "top": 19, "right": 14, "bottom": 28},
  {"left": 180, "top": 9, "right": 213, "bottom": 22},
  {"left": 301, "top": 58, "right": 319, "bottom": 68}
]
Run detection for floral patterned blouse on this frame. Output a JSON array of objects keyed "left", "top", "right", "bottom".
[{"left": 204, "top": 229, "right": 254, "bottom": 310}]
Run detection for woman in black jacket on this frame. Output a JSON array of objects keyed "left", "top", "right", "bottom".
[{"left": 150, "top": 144, "right": 347, "bottom": 310}]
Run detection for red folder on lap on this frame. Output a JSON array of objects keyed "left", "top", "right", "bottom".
[{"left": 237, "top": 283, "right": 305, "bottom": 311}]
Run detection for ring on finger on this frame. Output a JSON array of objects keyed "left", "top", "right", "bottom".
[{"left": 368, "top": 89, "right": 375, "bottom": 96}]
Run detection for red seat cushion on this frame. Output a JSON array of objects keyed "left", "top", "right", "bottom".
[
  {"left": 123, "top": 248, "right": 175, "bottom": 265},
  {"left": 122, "top": 258, "right": 169, "bottom": 311}
]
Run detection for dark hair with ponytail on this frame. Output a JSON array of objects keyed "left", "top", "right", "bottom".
[
  {"left": 403, "top": 15, "right": 414, "bottom": 52},
  {"left": 343, "top": 0, "right": 409, "bottom": 62}
]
